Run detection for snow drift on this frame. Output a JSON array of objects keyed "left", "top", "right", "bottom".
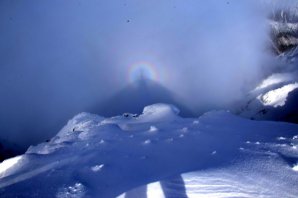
[{"left": 0, "top": 104, "right": 297, "bottom": 197}]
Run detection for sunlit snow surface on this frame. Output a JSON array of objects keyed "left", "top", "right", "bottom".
[
  {"left": 0, "top": 104, "right": 298, "bottom": 198},
  {"left": 0, "top": 156, "right": 22, "bottom": 176},
  {"left": 293, "top": 164, "right": 298, "bottom": 171},
  {"left": 258, "top": 83, "right": 298, "bottom": 107},
  {"left": 254, "top": 73, "right": 294, "bottom": 91},
  {"left": 253, "top": 71, "right": 298, "bottom": 108}
]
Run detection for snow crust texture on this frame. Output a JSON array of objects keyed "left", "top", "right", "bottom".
[{"left": 0, "top": 104, "right": 298, "bottom": 198}]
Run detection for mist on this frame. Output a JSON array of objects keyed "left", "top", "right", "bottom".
[{"left": 0, "top": 0, "right": 282, "bottom": 148}]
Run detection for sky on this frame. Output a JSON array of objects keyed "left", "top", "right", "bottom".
[{"left": 0, "top": 0, "right": 290, "bottom": 148}]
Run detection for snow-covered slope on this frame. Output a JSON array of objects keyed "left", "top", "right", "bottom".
[
  {"left": 234, "top": 5, "right": 298, "bottom": 123},
  {"left": 234, "top": 46, "right": 298, "bottom": 123},
  {"left": 0, "top": 104, "right": 297, "bottom": 198}
]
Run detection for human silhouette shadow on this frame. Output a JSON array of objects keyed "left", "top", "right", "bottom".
[
  {"left": 89, "top": 78, "right": 195, "bottom": 118},
  {"left": 124, "top": 175, "right": 188, "bottom": 198}
]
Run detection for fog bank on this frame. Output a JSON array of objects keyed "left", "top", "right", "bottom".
[{"left": 0, "top": 0, "right": 284, "bottom": 147}]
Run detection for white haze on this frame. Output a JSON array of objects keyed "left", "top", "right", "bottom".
[{"left": 0, "top": 0, "right": 291, "bottom": 147}]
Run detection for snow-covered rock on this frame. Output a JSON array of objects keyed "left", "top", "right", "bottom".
[
  {"left": 269, "top": 3, "right": 298, "bottom": 54},
  {"left": 0, "top": 104, "right": 297, "bottom": 197},
  {"left": 232, "top": 4, "right": 298, "bottom": 123},
  {"left": 138, "top": 103, "right": 180, "bottom": 122},
  {"left": 233, "top": 71, "right": 298, "bottom": 122}
]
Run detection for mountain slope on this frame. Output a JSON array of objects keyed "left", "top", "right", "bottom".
[{"left": 233, "top": 6, "right": 298, "bottom": 123}]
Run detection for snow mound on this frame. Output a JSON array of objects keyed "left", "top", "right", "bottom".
[
  {"left": 138, "top": 103, "right": 180, "bottom": 122},
  {"left": 0, "top": 104, "right": 298, "bottom": 197}
]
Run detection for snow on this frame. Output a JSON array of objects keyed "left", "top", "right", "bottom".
[
  {"left": 293, "top": 164, "right": 298, "bottom": 171},
  {"left": 148, "top": 126, "right": 158, "bottom": 132},
  {"left": 258, "top": 83, "right": 298, "bottom": 107},
  {"left": 254, "top": 73, "right": 294, "bottom": 91},
  {"left": 0, "top": 156, "right": 22, "bottom": 176},
  {"left": 277, "top": 136, "right": 287, "bottom": 140},
  {"left": 90, "top": 164, "right": 104, "bottom": 172},
  {"left": 56, "top": 182, "right": 86, "bottom": 198},
  {"left": 233, "top": 24, "right": 298, "bottom": 120},
  {"left": 270, "top": 20, "right": 298, "bottom": 35},
  {"left": 119, "top": 155, "right": 298, "bottom": 198},
  {"left": 0, "top": 104, "right": 298, "bottom": 197},
  {"left": 235, "top": 69, "right": 298, "bottom": 121},
  {"left": 138, "top": 103, "right": 180, "bottom": 122}
]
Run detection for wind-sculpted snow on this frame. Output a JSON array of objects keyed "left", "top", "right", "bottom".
[{"left": 0, "top": 104, "right": 297, "bottom": 197}]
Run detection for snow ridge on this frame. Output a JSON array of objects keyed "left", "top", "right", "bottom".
[{"left": 0, "top": 104, "right": 297, "bottom": 197}]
